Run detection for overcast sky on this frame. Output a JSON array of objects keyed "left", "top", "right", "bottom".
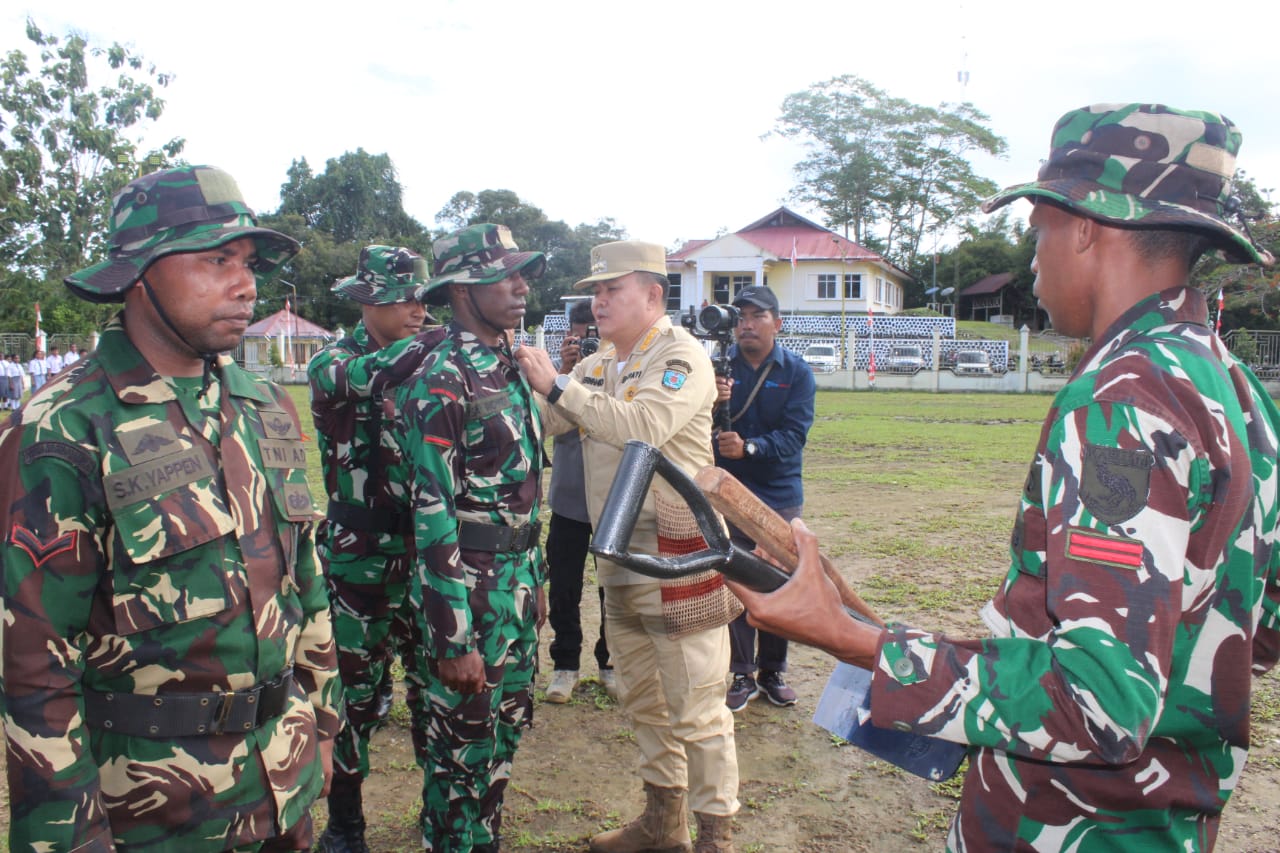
[{"left": 8, "top": 0, "right": 1280, "bottom": 251}]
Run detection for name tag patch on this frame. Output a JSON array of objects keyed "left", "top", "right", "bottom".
[
  {"left": 258, "top": 438, "right": 308, "bottom": 469},
  {"left": 104, "top": 447, "right": 213, "bottom": 509}
]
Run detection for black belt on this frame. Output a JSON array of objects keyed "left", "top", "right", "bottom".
[
  {"left": 84, "top": 668, "right": 294, "bottom": 738},
  {"left": 457, "top": 520, "right": 542, "bottom": 552},
  {"left": 327, "top": 500, "right": 409, "bottom": 535}
]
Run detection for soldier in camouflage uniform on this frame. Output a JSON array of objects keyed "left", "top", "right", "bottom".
[
  {"left": 393, "top": 223, "right": 548, "bottom": 853},
  {"left": 730, "top": 104, "right": 1280, "bottom": 852},
  {"left": 308, "top": 245, "right": 445, "bottom": 852},
  {"left": 0, "top": 165, "right": 341, "bottom": 851}
]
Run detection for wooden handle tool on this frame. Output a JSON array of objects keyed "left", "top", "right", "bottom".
[{"left": 694, "top": 466, "right": 883, "bottom": 626}]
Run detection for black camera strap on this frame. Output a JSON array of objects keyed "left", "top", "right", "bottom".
[{"left": 729, "top": 362, "right": 774, "bottom": 426}]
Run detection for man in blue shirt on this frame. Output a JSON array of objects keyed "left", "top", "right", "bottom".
[{"left": 713, "top": 285, "right": 816, "bottom": 711}]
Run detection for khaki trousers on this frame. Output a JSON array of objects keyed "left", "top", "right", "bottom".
[{"left": 603, "top": 581, "right": 740, "bottom": 815}]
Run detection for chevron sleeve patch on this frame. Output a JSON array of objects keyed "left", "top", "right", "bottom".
[{"left": 9, "top": 524, "right": 79, "bottom": 568}]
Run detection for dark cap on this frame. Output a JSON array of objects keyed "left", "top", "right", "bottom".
[{"left": 732, "top": 285, "right": 780, "bottom": 313}]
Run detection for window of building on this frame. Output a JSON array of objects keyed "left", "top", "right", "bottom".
[
  {"left": 817, "top": 273, "right": 838, "bottom": 299},
  {"left": 732, "top": 274, "right": 752, "bottom": 297},
  {"left": 713, "top": 275, "right": 731, "bottom": 304},
  {"left": 844, "top": 273, "right": 862, "bottom": 299},
  {"left": 667, "top": 273, "right": 682, "bottom": 312}
]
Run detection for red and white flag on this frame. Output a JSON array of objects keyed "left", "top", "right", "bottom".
[
  {"left": 34, "top": 302, "right": 41, "bottom": 325},
  {"left": 790, "top": 237, "right": 798, "bottom": 273},
  {"left": 867, "top": 299, "right": 876, "bottom": 387},
  {"left": 1215, "top": 289, "right": 1224, "bottom": 334}
]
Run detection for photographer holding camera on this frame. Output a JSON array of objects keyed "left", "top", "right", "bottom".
[{"left": 712, "top": 285, "right": 816, "bottom": 712}]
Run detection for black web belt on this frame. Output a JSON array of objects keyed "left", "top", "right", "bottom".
[
  {"left": 457, "top": 520, "right": 542, "bottom": 552},
  {"left": 83, "top": 668, "right": 294, "bottom": 738},
  {"left": 327, "top": 500, "right": 410, "bottom": 535}
]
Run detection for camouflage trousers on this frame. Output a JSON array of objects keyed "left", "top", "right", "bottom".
[
  {"left": 324, "top": 550, "right": 417, "bottom": 782},
  {"left": 411, "top": 565, "right": 539, "bottom": 852},
  {"left": 227, "top": 814, "right": 312, "bottom": 851}
]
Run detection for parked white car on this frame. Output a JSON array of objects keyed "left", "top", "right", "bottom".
[
  {"left": 803, "top": 344, "right": 839, "bottom": 373},
  {"left": 883, "top": 344, "right": 925, "bottom": 374},
  {"left": 954, "top": 349, "right": 994, "bottom": 375}
]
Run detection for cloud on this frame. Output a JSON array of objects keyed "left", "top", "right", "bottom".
[{"left": 7, "top": 0, "right": 1280, "bottom": 251}]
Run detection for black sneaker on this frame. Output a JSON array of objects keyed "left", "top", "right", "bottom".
[
  {"left": 725, "top": 673, "right": 759, "bottom": 712},
  {"left": 758, "top": 670, "right": 797, "bottom": 706}
]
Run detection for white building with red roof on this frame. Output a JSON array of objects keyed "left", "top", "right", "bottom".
[{"left": 666, "top": 206, "right": 912, "bottom": 316}]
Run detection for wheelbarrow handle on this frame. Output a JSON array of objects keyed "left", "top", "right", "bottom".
[{"left": 591, "top": 441, "right": 875, "bottom": 625}]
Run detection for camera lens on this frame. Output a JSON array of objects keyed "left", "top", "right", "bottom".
[{"left": 579, "top": 337, "right": 599, "bottom": 357}]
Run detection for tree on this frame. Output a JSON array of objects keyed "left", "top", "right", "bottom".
[
  {"left": 277, "top": 149, "right": 427, "bottom": 245},
  {"left": 434, "top": 189, "right": 627, "bottom": 326},
  {"left": 270, "top": 150, "right": 432, "bottom": 333},
  {"left": 0, "top": 19, "right": 183, "bottom": 333},
  {"left": 769, "top": 75, "right": 1006, "bottom": 271},
  {"left": 1192, "top": 170, "right": 1280, "bottom": 332}
]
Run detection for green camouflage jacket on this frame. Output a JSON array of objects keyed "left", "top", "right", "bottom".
[
  {"left": 394, "top": 325, "right": 545, "bottom": 660},
  {"left": 870, "top": 287, "right": 1280, "bottom": 851},
  {"left": 0, "top": 316, "right": 341, "bottom": 851},
  {"left": 308, "top": 321, "right": 444, "bottom": 575}
]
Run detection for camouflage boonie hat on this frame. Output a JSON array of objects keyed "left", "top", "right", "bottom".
[
  {"left": 422, "top": 224, "right": 545, "bottom": 306},
  {"left": 333, "top": 245, "right": 430, "bottom": 306},
  {"left": 64, "top": 165, "right": 301, "bottom": 303},
  {"left": 983, "top": 103, "right": 1273, "bottom": 266}
]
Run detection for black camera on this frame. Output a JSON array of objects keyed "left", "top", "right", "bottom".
[
  {"left": 578, "top": 324, "right": 600, "bottom": 357},
  {"left": 698, "top": 304, "right": 740, "bottom": 334},
  {"left": 681, "top": 304, "right": 740, "bottom": 433}
]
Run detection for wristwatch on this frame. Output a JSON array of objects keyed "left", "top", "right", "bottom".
[
  {"left": 547, "top": 373, "right": 571, "bottom": 405},
  {"left": 744, "top": 440, "right": 758, "bottom": 457}
]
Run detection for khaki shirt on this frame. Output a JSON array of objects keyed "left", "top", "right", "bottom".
[{"left": 541, "top": 315, "right": 716, "bottom": 585}]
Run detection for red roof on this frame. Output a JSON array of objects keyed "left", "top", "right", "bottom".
[
  {"left": 668, "top": 239, "right": 712, "bottom": 260},
  {"left": 961, "top": 272, "right": 1014, "bottom": 296},
  {"left": 245, "top": 308, "right": 335, "bottom": 338},
  {"left": 670, "top": 207, "right": 884, "bottom": 264}
]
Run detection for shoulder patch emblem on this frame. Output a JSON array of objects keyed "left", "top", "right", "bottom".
[
  {"left": 662, "top": 369, "right": 688, "bottom": 391},
  {"left": 1080, "top": 444, "right": 1153, "bottom": 524},
  {"left": 21, "top": 441, "right": 96, "bottom": 478}
]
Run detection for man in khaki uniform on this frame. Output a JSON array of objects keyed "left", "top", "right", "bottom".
[{"left": 517, "top": 241, "right": 740, "bottom": 853}]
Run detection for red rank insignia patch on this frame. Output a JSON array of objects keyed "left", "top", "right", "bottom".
[
  {"left": 9, "top": 524, "right": 78, "bottom": 568},
  {"left": 1066, "top": 528, "right": 1144, "bottom": 569}
]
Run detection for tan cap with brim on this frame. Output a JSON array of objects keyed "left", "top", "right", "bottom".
[{"left": 574, "top": 240, "right": 667, "bottom": 289}]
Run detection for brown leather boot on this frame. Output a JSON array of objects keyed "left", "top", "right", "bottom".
[
  {"left": 693, "top": 812, "right": 734, "bottom": 853},
  {"left": 589, "top": 782, "right": 692, "bottom": 853}
]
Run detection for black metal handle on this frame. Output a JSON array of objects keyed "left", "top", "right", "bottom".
[
  {"left": 592, "top": 440, "right": 879, "bottom": 626},
  {"left": 592, "top": 440, "right": 798, "bottom": 592}
]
